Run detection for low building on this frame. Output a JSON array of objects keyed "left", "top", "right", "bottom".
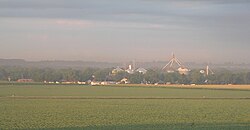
[
  {"left": 120, "top": 78, "right": 130, "bottom": 84},
  {"left": 61, "top": 81, "right": 77, "bottom": 84},
  {"left": 136, "top": 68, "right": 147, "bottom": 74},
  {"left": 178, "top": 67, "right": 190, "bottom": 75},
  {"left": 112, "top": 67, "right": 124, "bottom": 75},
  {"left": 91, "top": 81, "right": 101, "bottom": 86},
  {"left": 125, "top": 65, "right": 134, "bottom": 74},
  {"left": 77, "top": 81, "right": 86, "bottom": 85}
]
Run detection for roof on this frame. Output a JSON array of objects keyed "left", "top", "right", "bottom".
[
  {"left": 126, "top": 69, "right": 134, "bottom": 74},
  {"left": 112, "top": 67, "right": 124, "bottom": 74},
  {"left": 136, "top": 68, "right": 147, "bottom": 74}
]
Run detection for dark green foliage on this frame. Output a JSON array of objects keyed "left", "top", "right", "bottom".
[
  {"left": 0, "top": 66, "right": 250, "bottom": 84},
  {"left": 111, "top": 71, "right": 129, "bottom": 82},
  {"left": 144, "top": 69, "right": 159, "bottom": 83},
  {"left": 128, "top": 72, "right": 144, "bottom": 84},
  {"left": 244, "top": 72, "right": 250, "bottom": 84},
  {"left": 190, "top": 70, "right": 206, "bottom": 84}
]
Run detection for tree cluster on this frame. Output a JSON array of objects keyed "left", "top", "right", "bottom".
[{"left": 0, "top": 66, "right": 250, "bottom": 84}]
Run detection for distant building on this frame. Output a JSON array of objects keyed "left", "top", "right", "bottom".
[
  {"left": 136, "top": 68, "right": 147, "bottom": 74},
  {"left": 17, "top": 79, "right": 33, "bottom": 82},
  {"left": 77, "top": 81, "right": 86, "bottom": 85},
  {"left": 125, "top": 65, "right": 134, "bottom": 74},
  {"left": 120, "top": 78, "right": 130, "bottom": 84},
  {"left": 61, "top": 81, "right": 77, "bottom": 84},
  {"left": 112, "top": 67, "right": 124, "bottom": 75},
  {"left": 91, "top": 81, "right": 101, "bottom": 86},
  {"left": 112, "top": 64, "right": 147, "bottom": 75},
  {"left": 177, "top": 67, "right": 190, "bottom": 75}
]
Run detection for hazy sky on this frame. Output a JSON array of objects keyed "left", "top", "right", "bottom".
[{"left": 0, "top": 0, "right": 250, "bottom": 63}]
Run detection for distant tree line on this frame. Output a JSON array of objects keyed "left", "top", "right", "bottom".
[{"left": 0, "top": 66, "right": 250, "bottom": 84}]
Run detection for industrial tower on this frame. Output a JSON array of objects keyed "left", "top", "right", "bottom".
[
  {"left": 200, "top": 65, "right": 214, "bottom": 76},
  {"left": 162, "top": 53, "right": 190, "bottom": 75}
]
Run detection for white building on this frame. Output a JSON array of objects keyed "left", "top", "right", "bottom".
[
  {"left": 120, "top": 78, "right": 130, "bottom": 84},
  {"left": 112, "top": 67, "right": 124, "bottom": 74},
  {"left": 136, "top": 68, "right": 147, "bottom": 74},
  {"left": 177, "top": 67, "right": 190, "bottom": 75},
  {"left": 125, "top": 65, "right": 134, "bottom": 74}
]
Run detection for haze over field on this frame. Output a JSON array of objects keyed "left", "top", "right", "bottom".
[{"left": 0, "top": 0, "right": 250, "bottom": 63}]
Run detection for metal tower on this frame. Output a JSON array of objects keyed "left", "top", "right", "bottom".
[
  {"left": 200, "top": 65, "right": 215, "bottom": 76},
  {"left": 162, "top": 53, "right": 190, "bottom": 75},
  {"left": 162, "top": 53, "right": 182, "bottom": 71},
  {"left": 206, "top": 65, "right": 214, "bottom": 76}
]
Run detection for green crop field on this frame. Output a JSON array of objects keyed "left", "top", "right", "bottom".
[{"left": 0, "top": 84, "right": 250, "bottom": 129}]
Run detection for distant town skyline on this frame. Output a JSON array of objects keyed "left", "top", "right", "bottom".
[{"left": 0, "top": 0, "right": 250, "bottom": 63}]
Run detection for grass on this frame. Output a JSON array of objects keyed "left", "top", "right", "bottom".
[
  {"left": 1, "top": 99, "right": 250, "bottom": 130},
  {"left": 0, "top": 84, "right": 250, "bottom": 129},
  {"left": 0, "top": 85, "right": 250, "bottom": 98}
]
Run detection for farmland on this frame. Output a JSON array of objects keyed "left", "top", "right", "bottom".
[{"left": 0, "top": 84, "right": 250, "bottom": 129}]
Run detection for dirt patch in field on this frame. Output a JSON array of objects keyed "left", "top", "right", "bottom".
[
  {"left": 171, "top": 85, "right": 250, "bottom": 90},
  {"left": 109, "top": 84, "right": 250, "bottom": 90}
]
